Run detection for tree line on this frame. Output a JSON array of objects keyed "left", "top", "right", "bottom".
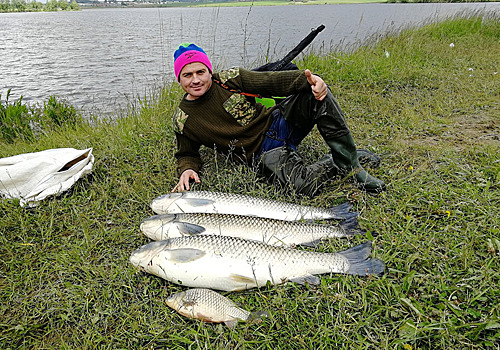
[{"left": 0, "top": 0, "right": 80, "bottom": 12}]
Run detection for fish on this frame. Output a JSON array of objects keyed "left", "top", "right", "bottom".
[
  {"left": 140, "top": 213, "right": 366, "bottom": 247},
  {"left": 129, "top": 235, "right": 385, "bottom": 292},
  {"left": 165, "top": 288, "right": 267, "bottom": 328},
  {"left": 150, "top": 191, "right": 356, "bottom": 221}
]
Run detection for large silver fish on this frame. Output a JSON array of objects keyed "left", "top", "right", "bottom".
[
  {"left": 166, "top": 288, "right": 267, "bottom": 328},
  {"left": 140, "top": 213, "right": 366, "bottom": 247},
  {"left": 129, "top": 235, "right": 385, "bottom": 291},
  {"left": 150, "top": 191, "right": 355, "bottom": 221}
]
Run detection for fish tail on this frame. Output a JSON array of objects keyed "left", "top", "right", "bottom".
[
  {"left": 339, "top": 240, "right": 372, "bottom": 260},
  {"left": 248, "top": 310, "right": 269, "bottom": 323},
  {"left": 347, "top": 258, "right": 385, "bottom": 276},
  {"left": 329, "top": 202, "right": 358, "bottom": 220},
  {"left": 339, "top": 216, "right": 367, "bottom": 236},
  {"left": 339, "top": 241, "right": 386, "bottom": 276}
]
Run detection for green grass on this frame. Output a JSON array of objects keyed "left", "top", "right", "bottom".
[{"left": 1, "top": 12, "right": 499, "bottom": 349}]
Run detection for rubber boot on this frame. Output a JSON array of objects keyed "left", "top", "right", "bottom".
[
  {"left": 357, "top": 149, "right": 381, "bottom": 169},
  {"left": 258, "top": 146, "right": 339, "bottom": 197},
  {"left": 325, "top": 133, "right": 386, "bottom": 193}
]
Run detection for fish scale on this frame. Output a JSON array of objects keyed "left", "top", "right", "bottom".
[
  {"left": 140, "top": 212, "right": 365, "bottom": 246},
  {"left": 150, "top": 191, "right": 355, "bottom": 221},
  {"left": 166, "top": 288, "right": 266, "bottom": 328},
  {"left": 129, "top": 234, "right": 385, "bottom": 291}
]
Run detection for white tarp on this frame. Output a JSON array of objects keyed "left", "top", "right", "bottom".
[{"left": 0, "top": 148, "right": 94, "bottom": 207}]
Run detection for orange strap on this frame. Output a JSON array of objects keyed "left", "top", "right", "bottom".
[{"left": 212, "top": 77, "right": 263, "bottom": 99}]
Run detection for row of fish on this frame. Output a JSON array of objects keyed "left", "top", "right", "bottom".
[
  {"left": 142, "top": 190, "right": 362, "bottom": 247},
  {"left": 129, "top": 191, "right": 386, "bottom": 327}
]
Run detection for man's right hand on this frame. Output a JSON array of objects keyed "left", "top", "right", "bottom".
[
  {"left": 171, "top": 169, "right": 201, "bottom": 192},
  {"left": 305, "top": 69, "right": 327, "bottom": 101}
]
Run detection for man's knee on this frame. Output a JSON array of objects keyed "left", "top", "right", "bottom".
[{"left": 257, "top": 146, "right": 337, "bottom": 197}]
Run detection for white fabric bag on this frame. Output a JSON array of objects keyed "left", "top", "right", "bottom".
[{"left": 0, "top": 148, "right": 94, "bottom": 207}]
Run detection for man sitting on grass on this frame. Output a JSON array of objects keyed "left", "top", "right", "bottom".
[{"left": 170, "top": 43, "right": 386, "bottom": 196}]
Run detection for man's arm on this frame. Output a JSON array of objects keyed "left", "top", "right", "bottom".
[
  {"left": 226, "top": 68, "right": 327, "bottom": 101},
  {"left": 172, "top": 169, "right": 200, "bottom": 192},
  {"left": 173, "top": 132, "right": 203, "bottom": 192}
]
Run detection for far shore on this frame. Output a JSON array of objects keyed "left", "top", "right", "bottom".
[
  {"left": 191, "top": 0, "right": 385, "bottom": 7},
  {"left": 81, "top": 0, "right": 386, "bottom": 10}
]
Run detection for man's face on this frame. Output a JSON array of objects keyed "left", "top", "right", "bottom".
[{"left": 178, "top": 62, "right": 212, "bottom": 100}]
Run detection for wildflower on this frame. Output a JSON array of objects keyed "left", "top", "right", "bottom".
[
  {"left": 408, "top": 165, "right": 414, "bottom": 171},
  {"left": 404, "top": 344, "right": 413, "bottom": 350},
  {"left": 468, "top": 68, "right": 474, "bottom": 71},
  {"left": 384, "top": 50, "right": 390, "bottom": 58},
  {"left": 449, "top": 43, "right": 455, "bottom": 48},
  {"left": 445, "top": 210, "right": 451, "bottom": 217}
]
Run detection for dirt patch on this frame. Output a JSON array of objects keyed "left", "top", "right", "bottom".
[
  {"left": 448, "top": 113, "right": 499, "bottom": 144},
  {"left": 407, "top": 111, "right": 499, "bottom": 151}
]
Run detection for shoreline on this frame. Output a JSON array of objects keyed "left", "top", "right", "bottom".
[{"left": 80, "top": 0, "right": 387, "bottom": 9}]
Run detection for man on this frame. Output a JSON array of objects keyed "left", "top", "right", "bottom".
[{"left": 171, "top": 42, "right": 386, "bottom": 196}]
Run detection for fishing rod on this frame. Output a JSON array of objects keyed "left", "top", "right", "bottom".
[
  {"left": 270, "top": 24, "right": 325, "bottom": 71},
  {"left": 214, "top": 25, "right": 326, "bottom": 100}
]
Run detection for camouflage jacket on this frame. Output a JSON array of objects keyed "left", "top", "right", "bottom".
[{"left": 173, "top": 67, "right": 310, "bottom": 175}]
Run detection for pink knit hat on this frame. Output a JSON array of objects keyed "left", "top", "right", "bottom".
[{"left": 173, "top": 43, "right": 212, "bottom": 81}]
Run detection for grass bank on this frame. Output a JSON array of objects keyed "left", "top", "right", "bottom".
[{"left": 1, "top": 12, "right": 499, "bottom": 349}]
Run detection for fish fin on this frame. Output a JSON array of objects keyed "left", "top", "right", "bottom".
[
  {"left": 328, "top": 202, "right": 358, "bottom": 220},
  {"left": 338, "top": 216, "right": 367, "bottom": 236},
  {"left": 339, "top": 241, "right": 372, "bottom": 261},
  {"left": 300, "top": 240, "right": 321, "bottom": 248},
  {"left": 251, "top": 311, "right": 269, "bottom": 319},
  {"left": 223, "top": 319, "right": 238, "bottom": 329},
  {"left": 348, "top": 258, "right": 386, "bottom": 276},
  {"left": 229, "top": 274, "right": 257, "bottom": 288},
  {"left": 169, "top": 248, "right": 206, "bottom": 263},
  {"left": 181, "top": 198, "right": 215, "bottom": 207},
  {"left": 248, "top": 311, "right": 269, "bottom": 323},
  {"left": 289, "top": 274, "right": 321, "bottom": 286},
  {"left": 175, "top": 222, "right": 206, "bottom": 235},
  {"left": 338, "top": 241, "right": 386, "bottom": 276}
]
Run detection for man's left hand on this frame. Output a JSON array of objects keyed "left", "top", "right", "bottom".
[{"left": 305, "top": 69, "right": 327, "bottom": 101}]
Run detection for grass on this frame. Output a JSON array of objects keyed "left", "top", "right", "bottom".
[{"left": 1, "top": 12, "right": 499, "bottom": 349}]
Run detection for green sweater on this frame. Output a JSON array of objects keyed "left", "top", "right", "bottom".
[{"left": 173, "top": 67, "right": 311, "bottom": 175}]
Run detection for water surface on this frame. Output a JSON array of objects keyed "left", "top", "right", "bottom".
[{"left": 1, "top": 3, "right": 497, "bottom": 113}]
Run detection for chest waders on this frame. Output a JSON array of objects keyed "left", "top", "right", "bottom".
[
  {"left": 258, "top": 90, "right": 386, "bottom": 195},
  {"left": 212, "top": 78, "right": 385, "bottom": 196}
]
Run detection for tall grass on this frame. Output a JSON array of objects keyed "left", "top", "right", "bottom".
[
  {"left": 1, "top": 12, "right": 499, "bottom": 349},
  {"left": 0, "top": 90, "right": 83, "bottom": 144}
]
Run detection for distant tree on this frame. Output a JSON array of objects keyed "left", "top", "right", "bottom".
[
  {"left": 58, "top": 0, "right": 68, "bottom": 9},
  {"left": 0, "top": 1, "right": 9, "bottom": 12},
  {"left": 13, "top": 0, "right": 27, "bottom": 11},
  {"left": 27, "top": 0, "right": 43, "bottom": 10},
  {"left": 44, "top": 0, "right": 58, "bottom": 10},
  {"left": 69, "top": 0, "right": 79, "bottom": 10}
]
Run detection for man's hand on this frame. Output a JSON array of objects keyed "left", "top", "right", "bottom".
[
  {"left": 171, "top": 169, "right": 201, "bottom": 192},
  {"left": 305, "top": 69, "right": 327, "bottom": 101}
]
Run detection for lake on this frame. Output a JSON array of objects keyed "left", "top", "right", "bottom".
[{"left": 1, "top": 3, "right": 498, "bottom": 114}]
